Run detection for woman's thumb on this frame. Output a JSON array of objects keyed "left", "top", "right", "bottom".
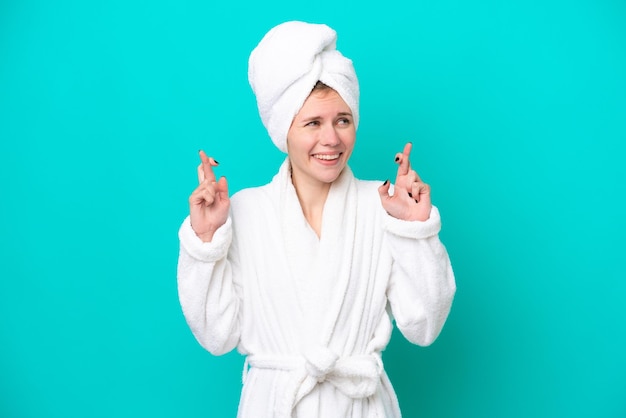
[{"left": 377, "top": 179, "right": 390, "bottom": 200}]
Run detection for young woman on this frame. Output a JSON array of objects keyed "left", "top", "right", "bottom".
[{"left": 178, "top": 21, "right": 456, "bottom": 417}]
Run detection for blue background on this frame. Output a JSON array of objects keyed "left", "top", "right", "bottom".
[{"left": 1, "top": 0, "right": 625, "bottom": 416}]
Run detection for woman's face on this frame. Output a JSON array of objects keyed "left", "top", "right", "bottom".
[{"left": 286, "top": 88, "right": 356, "bottom": 189}]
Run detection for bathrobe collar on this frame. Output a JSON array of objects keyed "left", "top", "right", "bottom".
[{"left": 277, "top": 157, "right": 358, "bottom": 348}]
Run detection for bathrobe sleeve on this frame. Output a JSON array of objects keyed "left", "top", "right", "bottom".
[
  {"left": 384, "top": 205, "right": 456, "bottom": 346},
  {"left": 177, "top": 215, "right": 242, "bottom": 355}
]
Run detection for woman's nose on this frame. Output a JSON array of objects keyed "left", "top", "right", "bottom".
[{"left": 320, "top": 124, "right": 341, "bottom": 146}]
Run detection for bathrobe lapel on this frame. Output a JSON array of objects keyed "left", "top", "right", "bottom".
[
  {"left": 315, "top": 166, "right": 358, "bottom": 347},
  {"left": 277, "top": 159, "right": 358, "bottom": 349}
]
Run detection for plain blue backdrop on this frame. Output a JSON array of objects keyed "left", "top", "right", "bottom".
[{"left": 1, "top": 0, "right": 625, "bottom": 416}]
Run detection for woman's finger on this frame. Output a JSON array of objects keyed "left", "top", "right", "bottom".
[
  {"left": 197, "top": 164, "right": 205, "bottom": 183},
  {"left": 199, "top": 150, "right": 218, "bottom": 183},
  {"left": 190, "top": 180, "right": 217, "bottom": 206},
  {"left": 377, "top": 179, "right": 391, "bottom": 201},
  {"left": 203, "top": 191, "right": 216, "bottom": 207},
  {"left": 215, "top": 176, "right": 229, "bottom": 198},
  {"left": 395, "top": 142, "right": 413, "bottom": 177},
  {"left": 402, "top": 142, "right": 412, "bottom": 159},
  {"left": 405, "top": 169, "right": 419, "bottom": 185},
  {"left": 411, "top": 181, "right": 431, "bottom": 203},
  {"left": 190, "top": 187, "right": 209, "bottom": 207}
]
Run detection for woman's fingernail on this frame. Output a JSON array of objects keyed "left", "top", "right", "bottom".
[
  {"left": 408, "top": 192, "right": 413, "bottom": 198},
  {"left": 395, "top": 156, "right": 400, "bottom": 162},
  {"left": 383, "top": 179, "right": 389, "bottom": 186},
  {"left": 213, "top": 159, "right": 220, "bottom": 165}
]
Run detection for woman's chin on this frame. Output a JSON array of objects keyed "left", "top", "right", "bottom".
[{"left": 317, "top": 165, "right": 346, "bottom": 184}]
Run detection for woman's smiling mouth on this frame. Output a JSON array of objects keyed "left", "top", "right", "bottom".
[{"left": 312, "top": 153, "right": 341, "bottom": 161}]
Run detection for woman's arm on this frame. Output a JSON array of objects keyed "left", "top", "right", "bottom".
[
  {"left": 177, "top": 216, "right": 242, "bottom": 355},
  {"left": 378, "top": 143, "right": 455, "bottom": 346},
  {"left": 177, "top": 151, "right": 241, "bottom": 355},
  {"left": 384, "top": 207, "right": 456, "bottom": 346}
]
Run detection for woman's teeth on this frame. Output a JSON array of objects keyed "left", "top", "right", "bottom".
[{"left": 313, "top": 154, "right": 340, "bottom": 160}]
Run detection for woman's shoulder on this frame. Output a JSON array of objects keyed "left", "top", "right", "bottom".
[
  {"left": 231, "top": 182, "right": 275, "bottom": 208},
  {"left": 350, "top": 177, "right": 386, "bottom": 220},
  {"left": 354, "top": 178, "right": 383, "bottom": 201},
  {"left": 355, "top": 177, "right": 382, "bottom": 191},
  {"left": 231, "top": 159, "right": 287, "bottom": 208}
]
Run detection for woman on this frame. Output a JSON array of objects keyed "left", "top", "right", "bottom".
[{"left": 178, "top": 21, "right": 456, "bottom": 417}]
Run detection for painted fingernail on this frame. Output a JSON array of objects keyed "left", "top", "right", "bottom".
[
  {"left": 408, "top": 192, "right": 413, "bottom": 198},
  {"left": 213, "top": 159, "right": 220, "bottom": 165},
  {"left": 383, "top": 179, "right": 389, "bottom": 186},
  {"left": 395, "top": 157, "right": 400, "bottom": 162}
]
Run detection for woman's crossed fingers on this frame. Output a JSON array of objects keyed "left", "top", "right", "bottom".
[
  {"left": 189, "top": 150, "right": 230, "bottom": 242},
  {"left": 378, "top": 142, "right": 432, "bottom": 222}
]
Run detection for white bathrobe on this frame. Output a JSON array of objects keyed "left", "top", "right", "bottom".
[{"left": 177, "top": 160, "right": 456, "bottom": 417}]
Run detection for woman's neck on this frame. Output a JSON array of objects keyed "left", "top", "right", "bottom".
[{"left": 290, "top": 172, "right": 331, "bottom": 238}]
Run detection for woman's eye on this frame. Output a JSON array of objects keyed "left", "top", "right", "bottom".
[
  {"left": 337, "top": 118, "right": 351, "bottom": 125},
  {"left": 305, "top": 120, "right": 320, "bottom": 127}
]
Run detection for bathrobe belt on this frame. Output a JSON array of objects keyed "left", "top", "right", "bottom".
[{"left": 243, "top": 347, "right": 383, "bottom": 416}]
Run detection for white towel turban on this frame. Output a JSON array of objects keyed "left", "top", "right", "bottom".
[{"left": 248, "top": 21, "right": 360, "bottom": 153}]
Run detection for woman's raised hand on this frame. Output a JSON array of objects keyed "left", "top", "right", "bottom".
[
  {"left": 378, "top": 143, "right": 432, "bottom": 221},
  {"left": 189, "top": 150, "right": 230, "bottom": 242}
]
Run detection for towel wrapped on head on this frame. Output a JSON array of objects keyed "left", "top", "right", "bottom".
[{"left": 248, "top": 21, "right": 360, "bottom": 153}]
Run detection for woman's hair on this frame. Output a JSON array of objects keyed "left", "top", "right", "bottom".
[{"left": 312, "top": 81, "right": 332, "bottom": 92}]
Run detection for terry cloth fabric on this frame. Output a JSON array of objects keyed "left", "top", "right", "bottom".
[
  {"left": 248, "top": 21, "right": 360, "bottom": 153},
  {"left": 177, "top": 159, "right": 457, "bottom": 417}
]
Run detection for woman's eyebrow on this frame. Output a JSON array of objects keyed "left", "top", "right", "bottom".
[
  {"left": 300, "top": 115, "right": 322, "bottom": 122},
  {"left": 300, "top": 111, "right": 352, "bottom": 122}
]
